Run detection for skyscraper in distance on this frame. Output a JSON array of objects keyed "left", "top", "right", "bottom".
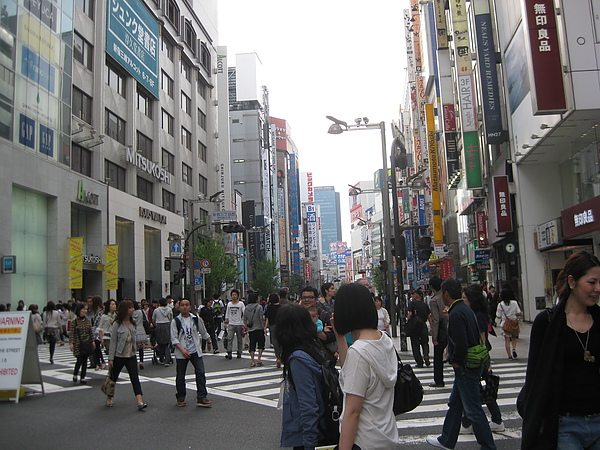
[{"left": 314, "top": 186, "right": 342, "bottom": 258}]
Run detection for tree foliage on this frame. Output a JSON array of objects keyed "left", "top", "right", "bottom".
[
  {"left": 251, "top": 258, "right": 280, "bottom": 299},
  {"left": 194, "top": 234, "right": 239, "bottom": 297},
  {"left": 373, "top": 269, "right": 384, "bottom": 295}
]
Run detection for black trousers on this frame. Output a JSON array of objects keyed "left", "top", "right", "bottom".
[
  {"left": 110, "top": 356, "right": 142, "bottom": 396},
  {"left": 433, "top": 341, "right": 447, "bottom": 385},
  {"left": 410, "top": 326, "right": 430, "bottom": 366},
  {"left": 73, "top": 355, "right": 88, "bottom": 379}
]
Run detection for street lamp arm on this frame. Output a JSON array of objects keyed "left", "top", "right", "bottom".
[{"left": 184, "top": 223, "right": 208, "bottom": 246}]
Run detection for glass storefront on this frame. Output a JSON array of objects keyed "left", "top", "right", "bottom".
[{"left": 11, "top": 187, "right": 47, "bottom": 304}]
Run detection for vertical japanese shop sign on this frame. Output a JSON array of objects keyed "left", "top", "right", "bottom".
[
  {"left": 523, "top": 0, "right": 567, "bottom": 113},
  {"left": 106, "top": 0, "right": 159, "bottom": 98},
  {"left": 426, "top": 104, "right": 443, "bottom": 244},
  {"left": 494, "top": 176, "right": 513, "bottom": 232},
  {"left": 440, "top": 259, "right": 454, "bottom": 279},
  {"left": 105, "top": 245, "right": 119, "bottom": 290},
  {"left": 69, "top": 238, "right": 83, "bottom": 289},
  {"left": 476, "top": 211, "right": 488, "bottom": 247},
  {"left": 433, "top": 0, "right": 448, "bottom": 48},
  {"left": 464, "top": 132, "right": 483, "bottom": 188}
]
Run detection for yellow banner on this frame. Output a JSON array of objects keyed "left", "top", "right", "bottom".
[
  {"left": 69, "top": 238, "right": 83, "bottom": 289},
  {"left": 105, "top": 245, "right": 119, "bottom": 290},
  {"left": 426, "top": 104, "right": 443, "bottom": 244},
  {"left": 19, "top": 15, "right": 61, "bottom": 65}
]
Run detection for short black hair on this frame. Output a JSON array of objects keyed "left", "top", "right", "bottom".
[
  {"left": 159, "top": 298, "right": 167, "bottom": 307},
  {"left": 300, "top": 286, "right": 319, "bottom": 298},
  {"left": 213, "top": 293, "right": 220, "bottom": 300},
  {"left": 230, "top": 289, "right": 240, "bottom": 296},
  {"left": 278, "top": 289, "right": 288, "bottom": 299},
  {"left": 429, "top": 276, "right": 442, "bottom": 291},
  {"left": 248, "top": 293, "right": 259, "bottom": 304},
  {"left": 441, "top": 278, "right": 462, "bottom": 300},
  {"left": 333, "top": 283, "right": 378, "bottom": 335},
  {"left": 74, "top": 302, "right": 87, "bottom": 317}
]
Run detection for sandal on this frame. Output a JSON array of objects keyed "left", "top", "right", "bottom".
[
  {"left": 256, "top": 361, "right": 263, "bottom": 366},
  {"left": 250, "top": 362, "right": 256, "bottom": 367}
]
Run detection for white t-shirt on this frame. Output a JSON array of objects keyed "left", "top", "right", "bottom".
[
  {"left": 377, "top": 309, "right": 386, "bottom": 331},
  {"left": 340, "top": 334, "right": 399, "bottom": 449},
  {"left": 179, "top": 316, "right": 197, "bottom": 354},
  {"left": 496, "top": 300, "right": 521, "bottom": 325},
  {"left": 225, "top": 302, "right": 245, "bottom": 326}
]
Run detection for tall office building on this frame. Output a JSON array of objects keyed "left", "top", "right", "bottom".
[
  {"left": 314, "top": 186, "right": 342, "bottom": 258},
  {"left": 1, "top": 0, "right": 222, "bottom": 303}
]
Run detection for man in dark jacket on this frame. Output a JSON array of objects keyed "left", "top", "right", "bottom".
[
  {"left": 426, "top": 278, "right": 496, "bottom": 450},
  {"left": 428, "top": 276, "right": 447, "bottom": 387}
]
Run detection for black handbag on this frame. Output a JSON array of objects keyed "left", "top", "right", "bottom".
[
  {"left": 405, "top": 315, "right": 424, "bottom": 338},
  {"left": 393, "top": 351, "right": 424, "bottom": 415},
  {"left": 480, "top": 371, "right": 500, "bottom": 404}
]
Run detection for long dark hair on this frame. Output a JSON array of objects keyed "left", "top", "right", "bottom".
[
  {"left": 556, "top": 251, "right": 600, "bottom": 303},
  {"left": 91, "top": 295, "right": 103, "bottom": 313},
  {"left": 274, "top": 304, "right": 324, "bottom": 379},
  {"left": 500, "top": 283, "right": 517, "bottom": 306},
  {"left": 116, "top": 300, "right": 136, "bottom": 326},
  {"left": 463, "top": 284, "right": 487, "bottom": 315},
  {"left": 333, "top": 283, "right": 378, "bottom": 335}
]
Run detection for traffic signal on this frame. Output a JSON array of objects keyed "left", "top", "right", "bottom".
[
  {"left": 222, "top": 222, "right": 246, "bottom": 233},
  {"left": 391, "top": 235, "right": 407, "bottom": 260},
  {"left": 173, "top": 267, "right": 186, "bottom": 285},
  {"left": 379, "top": 260, "right": 388, "bottom": 272},
  {"left": 418, "top": 235, "right": 433, "bottom": 261},
  {"left": 164, "top": 258, "right": 171, "bottom": 271}
]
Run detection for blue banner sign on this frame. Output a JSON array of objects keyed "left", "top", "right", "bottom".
[
  {"left": 21, "top": 46, "right": 56, "bottom": 94},
  {"left": 106, "top": 0, "right": 159, "bottom": 97}
]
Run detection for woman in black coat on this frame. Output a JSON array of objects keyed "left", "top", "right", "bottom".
[{"left": 520, "top": 251, "right": 600, "bottom": 449}]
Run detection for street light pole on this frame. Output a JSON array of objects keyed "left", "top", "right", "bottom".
[{"left": 327, "top": 117, "right": 396, "bottom": 337}]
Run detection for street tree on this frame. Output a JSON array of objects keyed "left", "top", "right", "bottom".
[
  {"left": 251, "top": 258, "right": 280, "bottom": 299},
  {"left": 194, "top": 234, "right": 239, "bottom": 297}
]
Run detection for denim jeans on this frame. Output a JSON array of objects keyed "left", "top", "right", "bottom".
[
  {"left": 438, "top": 365, "right": 496, "bottom": 449},
  {"left": 462, "top": 366, "right": 502, "bottom": 426},
  {"left": 175, "top": 352, "right": 208, "bottom": 401},
  {"left": 557, "top": 414, "right": 600, "bottom": 449}
]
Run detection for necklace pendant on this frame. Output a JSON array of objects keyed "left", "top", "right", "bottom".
[{"left": 584, "top": 350, "right": 596, "bottom": 363}]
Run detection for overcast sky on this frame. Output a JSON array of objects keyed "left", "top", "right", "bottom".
[{"left": 218, "top": 1, "right": 410, "bottom": 243}]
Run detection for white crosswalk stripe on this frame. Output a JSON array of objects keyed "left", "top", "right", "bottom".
[{"left": 35, "top": 344, "right": 524, "bottom": 446}]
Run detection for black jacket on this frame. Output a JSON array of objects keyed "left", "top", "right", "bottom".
[
  {"left": 447, "top": 299, "right": 481, "bottom": 366},
  {"left": 519, "top": 301, "right": 600, "bottom": 449}
]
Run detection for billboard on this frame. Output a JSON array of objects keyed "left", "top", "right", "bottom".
[{"left": 106, "top": 0, "right": 159, "bottom": 98}]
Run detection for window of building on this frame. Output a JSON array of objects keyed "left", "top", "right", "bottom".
[
  {"left": 105, "top": 109, "right": 126, "bottom": 144},
  {"left": 161, "top": 33, "right": 174, "bottom": 62},
  {"left": 197, "top": 80, "right": 207, "bottom": 100},
  {"left": 72, "top": 87, "right": 92, "bottom": 124},
  {"left": 200, "top": 42, "right": 210, "bottom": 72},
  {"left": 198, "top": 141, "right": 207, "bottom": 162},
  {"left": 71, "top": 144, "right": 92, "bottom": 176},
  {"left": 181, "top": 127, "right": 191, "bottom": 150},
  {"left": 137, "top": 131, "right": 152, "bottom": 160},
  {"left": 162, "top": 109, "right": 174, "bottom": 136},
  {"left": 182, "top": 162, "right": 192, "bottom": 186},
  {"left": 183, "top": 20, "right": 196, "bottom": 56},
  {"left": 137, "top": 176, "right": 153, "bottom": 203},
  {"left": 106, "top": 160, "right": 126, "bottom": 191},
  {"left": 181, "top": 58, "right": 192, "bottom": 82},
  {"left": 137, "top": 86, "right": 153, "bottom": 118},
  {"left": 199, "top": 174, "right": 207, "bottom": 196},
  {"left": 75, "top": 0, "right": 94, "bottom": 19},
  {"left": 106, "top": 62, "right": 126, "bottom": 97},
  {"left": 164, "top": 0, "right": 180, "bottom": 33},
  {"left": 161, "top": 71, "right": 173, "bottom": 98},
  {"left": 162, "top": 148, "right": 174, "bottom": 174},
  {"left": 73, "top": 32, "right": 93, "bottom": 70},
  {"left": 181, "top": 92, "right": 191, "bottom": 116},
  {"left": 183, "top": 199, "right": 189, "bottom": 217},
  {"left": 162, "top": 189, "right": 175, "bottom": 212},
  {"left": 198, "top": 207, "right": 208, "bottom": 225},
  {"left": 198, "top": 109, "right": 206, "bottom": 130}
]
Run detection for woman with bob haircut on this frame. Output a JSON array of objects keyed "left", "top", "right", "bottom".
[
  {"left": 333, "top": 283, "right": 398, "bottom": 449},
  {"left": 520, "top": 251, "right": 600, "bottom": 449},
  {"left": 275, "top": 303, "right": 329, "bottom": 449}
]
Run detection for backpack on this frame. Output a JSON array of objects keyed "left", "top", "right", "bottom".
[
  {"left": 289, "top": 354, "right": 343, "bottom": 446},
  {"left": 213, "top": 301, "right": 222, "bottom": 315}
]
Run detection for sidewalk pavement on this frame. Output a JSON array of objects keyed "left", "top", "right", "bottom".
[{"left": 390, "top": 320, "right": 532, "bottom": 364}]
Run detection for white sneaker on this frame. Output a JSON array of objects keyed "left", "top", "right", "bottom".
[
  {"left": 426, "top": 437, "right": 452, "bottom": 449},
  {"left": 460, "top": 424, "right": 473, "bottom": 434},
  {"left": 489, "top": 421, "right": 505, "bottom": 432}
]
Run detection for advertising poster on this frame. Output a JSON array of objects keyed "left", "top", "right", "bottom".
[
  {"left": 105, "top": 245, "right": 119, "bottom": 290},
  {"left": 69, "top": 237, "right": 83, "bottom": 289}
]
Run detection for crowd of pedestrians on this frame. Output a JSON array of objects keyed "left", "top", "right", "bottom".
[{"left": 9, "top": 250, "right": 600, "bottom": 448}]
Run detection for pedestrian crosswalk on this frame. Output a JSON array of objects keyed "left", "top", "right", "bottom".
[{"left": 34, "top": 344, "right": 524, "bottom": 446}]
